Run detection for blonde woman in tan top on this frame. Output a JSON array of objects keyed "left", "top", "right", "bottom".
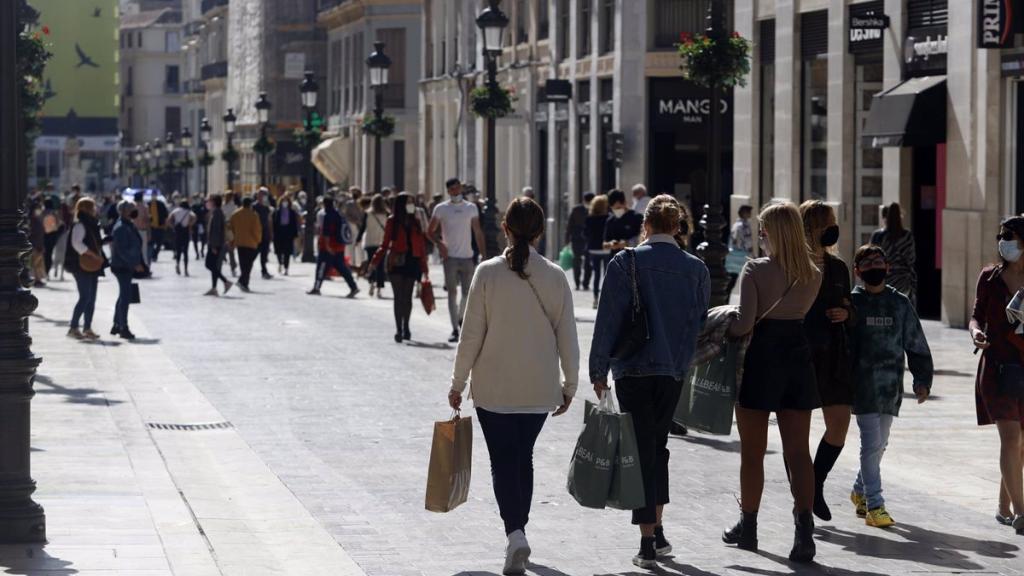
[{"left": 723, "top": 201, "right": 822, "bottom": 563}]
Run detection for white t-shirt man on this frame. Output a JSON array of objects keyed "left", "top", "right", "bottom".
[
  {"left": 432, "top": 200, "right": 480, "bottom": 260},
  {"left": 169, "top": 206, "right": 194, "bottom": 228}
]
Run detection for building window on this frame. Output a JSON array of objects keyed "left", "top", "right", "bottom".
[
  {"left": 164, "top": 106, "right": 181, "bottom": 138},
  {"left": 126, "top": 65, "right": 134, "bottom": 96},
  {"left": 330, "top": 40, "right": 342, "bottom": 115},
  {"left": 578, "top": 0, "right": 591, "bottom": 57},
  {"left": 654, "top": 0, "right": 710, "bottom": 49},
  {"left": 379, "top": 28, "right": 406, "bottom": 109},
  {"left": 800, "top": 11, "right": 828, "bottom": 201},
  {"left": 907, "top": 0, "right": 949, "bottom": 28},
  {"left": 516, "top": 0, "right": 528, "bottom": 45},
  {"left": 127, "top": 31, "right": 133, "bottom": 49},
  {"left": 577, "top": 80, "right": 591, "bottom": 195},
  {"left": 354, "top": 32, "right": 364, "bottom": 111},
  {"left": 759, "top": 19, "right": 774, "bottom": 205},
  {"left": 599, "top": 0, "right": 614, "bottom": 54},
  {"left": 137, "top": 31, "right": 143, "bottom": 49},
  {"left": 538, "top": 0, "right": 550, "bottom": 40},
  {"left": 558, "top": 0, "right": 570, "bottom": 59},
  {"left": 165, "top": 65, "right": 180, "bottom": 94},
  {"left": 343, "top": 36, "right": 352, "bottom": 113},
  {"left": 165, "top": 30, "right": 180, "bottom": 52}
]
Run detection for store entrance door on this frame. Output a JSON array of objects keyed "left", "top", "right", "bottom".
[{"left": 912, "top": 144, "right": 943, "bottom": 319}]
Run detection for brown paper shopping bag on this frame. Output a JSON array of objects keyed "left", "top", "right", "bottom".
[{"left": 425, "top": 413, "right": 473, "bottom": 513}]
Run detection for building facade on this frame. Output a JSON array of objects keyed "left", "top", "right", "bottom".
[
  {"left": 120, "top": 5, "right": 186, "bottom": 192},
  {"left": 317, "top": 0, "right": 422, "bottom": 193},
  {"left": 421, "top": 0, "right": 732, "bottom": 258},
  {"left": 732, "top": 0, "right": 1018, "bottom": 327}
]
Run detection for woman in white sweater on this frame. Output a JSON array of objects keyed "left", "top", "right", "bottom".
[
  {"left": 361, "top": 194, "right": 389, "bottom": 297},
  {"left": 448, "top": 197, "right": 579, "bottom": 576}
]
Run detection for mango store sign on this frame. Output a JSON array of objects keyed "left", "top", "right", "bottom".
[{"left": 656, "top": 98, "right": 729, "bottom": 125}]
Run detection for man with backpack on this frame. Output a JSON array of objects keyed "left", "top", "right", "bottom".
[{"left": 307, "top": 195, "right": 360, "bottom": 298}]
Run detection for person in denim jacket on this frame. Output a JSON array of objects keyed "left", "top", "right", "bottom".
[
  {"left": 589, "top": 195, "right": 710, "bottom": 569},
  {"left": 109, "top": 200, "right": 144, "bottom": 340}
]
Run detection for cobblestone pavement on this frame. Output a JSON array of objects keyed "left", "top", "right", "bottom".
[{"left": 24, "top": 255, "right": 1024, "bottom": 575}]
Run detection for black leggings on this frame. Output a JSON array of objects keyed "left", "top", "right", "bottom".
[
  {"left": 206, "top": 249, "right": 230, "bottom": 289},
  {"left": 174, "top": 228, "right": 190, "bottom": 270},
  {"left": 389, "top": 274, "right": 416, "bottom": 334}
]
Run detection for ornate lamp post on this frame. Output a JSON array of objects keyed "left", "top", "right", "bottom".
[
  {"left": 696, "top": 0, "right": 731, "bottom": 307},
  {"left": 476, "top": 0, "right": 509, "bottom": 258},
  {"left": 366, "top": 41, "right": 391, "bottom": 195},
  {"left": 164, "top": 132, "right": 176, "bottom": 193},
  {"left": 200, "top": 117, "right": 212, "bottom": 195},
  {"left": 0, "top": 0, "right": 46, "bottom": 542},
  {"left": 143, "top": 143, "right": 153, "bottom": 188},
  {"left": 152, "top": 137, "right": 164, "bottom": 191},
  {"left": 180, "top": 127, "right": 192, "bottom": 197},
  {"left": 132, "top": 145, "right": 142, "bottom": 188},
  {"left": 300, "top": 70, "right": 319, "bottom": 263},
  {"left": 255, "top": 92, "right": 272, "bottom": 187},
  {"left": 223, "top": 108, "right": 237, "bottom": 192}
]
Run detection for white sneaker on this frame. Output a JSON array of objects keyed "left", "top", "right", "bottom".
[{"left": 503, "top": 530, "right": 530, "bottom": 575}]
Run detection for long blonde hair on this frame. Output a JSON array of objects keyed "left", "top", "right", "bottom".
[
  {"left": 760, "top": 201, "right": 818, "bottom": 285},
  {"left": 589, "top": 194, "right": 609, "bottom": 217}
]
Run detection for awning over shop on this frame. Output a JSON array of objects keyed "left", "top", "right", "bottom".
[
  {"left": 862, "top": 75, "right": 947, "bottom": 148},
  {"left": 311, "top": 137, "right": 351, "bottom": 185}
]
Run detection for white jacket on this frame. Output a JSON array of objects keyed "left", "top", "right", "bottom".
[{"left": 451, "top": 249, "right": 580, "bottom": 408}]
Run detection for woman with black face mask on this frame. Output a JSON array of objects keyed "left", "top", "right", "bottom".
[{"left": 799, "top": 200, "right": 857, "bottom": 522}]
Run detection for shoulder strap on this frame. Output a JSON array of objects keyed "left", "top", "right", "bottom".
[
  {"left": 523, "top": 269, "right": 558, "bottom": 337},
  {"left": 756, "top": 279, "right": 797, "bottom": 325}
]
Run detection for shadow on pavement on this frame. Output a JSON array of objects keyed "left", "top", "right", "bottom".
[
  {"left": 728, "top": 549, "right": 889, "bottom": 576},
  {"left": 673, "top": 434, "right": 777, "bottom": 456},
  {"left": 29, "top": 312, "right": 69, "bottom": 327},
  {"left": 0, "top": 545, "right": 77, "bottom": 574},
  {"left": 34, "top": 374, "right": 120, "bottom": 407},
  {"left": 407, "top": 340, "right": 453, "bottom": 350},
  {"left": 126, "top": 337, "right": 161, "bottom": 345},
  {"left": 815, "top": 522, "right": 1017, "bottom": 570}
]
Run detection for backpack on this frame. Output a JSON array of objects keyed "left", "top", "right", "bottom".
[{"left": 322, "top": 210, "right": 352, "bottom": 247}]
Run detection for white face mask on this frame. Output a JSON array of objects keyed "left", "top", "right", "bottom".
[
  {"left": 1000, "top": 239, "right": 1023, "bottom": 262},
  {"left": 450, "top": 194, "right": 463, "bottom": 204},
  {"left": 405, "top": 203, "right": 416, "bottom": 215},
  {"left": 612, "top": 208, "right": 626, "bottom": 218}
]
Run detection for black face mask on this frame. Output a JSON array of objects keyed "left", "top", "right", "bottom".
[
  {"left": 129, "top": 209, "right": 139, "bottom": 219},
  {"left": 820, "top": 225, "right": 840, "bottom": 248},
  {"left": 860, "top": 268, "right": 887, "bottom": 287},
  {"left": 679, "top": 219, "right": 689, "bottom": 237}
]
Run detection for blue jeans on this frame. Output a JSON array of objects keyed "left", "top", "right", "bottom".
[
  {"left": 476, "top": 408, "right": 548, "bottom": 535},
  {"left": 588, "top": 252, "right": 611, "bottom": 298},
  {"left": 71, "top": 272, "right": 98, "bottom": 330},
  {"left": 112, "top": 269, "right": 133, "bottom": 330},
  {"left": 853, "top": 413, "right": 894, "bottom": 510}
]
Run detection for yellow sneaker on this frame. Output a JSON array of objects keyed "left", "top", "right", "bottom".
[
  {"left": 865, "top": 506, "right": 895, "bottom": 528},
  {"left": 850, "top": 492, "right": 867, "bottom": 518}
]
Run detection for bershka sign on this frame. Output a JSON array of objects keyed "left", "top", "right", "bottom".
[
  {"left": 849, "top": 4, "right": 886, "bottom": 54},
  {"left": 978, "top": 0, "right": 1017, "bottom": 49}
]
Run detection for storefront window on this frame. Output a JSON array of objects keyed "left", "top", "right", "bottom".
[
  {"left": 760, "top": 63, "right": 775, "bottom": 204},
  {"left": 855, "top": 61, "right": 884, "bottom": 245},
  {"left": 801, "top": 58, "right": 828, "bottom": 200}
]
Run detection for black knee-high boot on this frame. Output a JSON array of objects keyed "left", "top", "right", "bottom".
[{"left": 813, "top": 439, "right": 844, "bottom": 521}]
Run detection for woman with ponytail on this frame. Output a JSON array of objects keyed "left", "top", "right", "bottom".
[{"left": 448, "top": 197, "right": 579, "bottom": 575}]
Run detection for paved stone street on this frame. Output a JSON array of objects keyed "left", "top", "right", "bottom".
[{"left": 6, "top": 255, "right": 1024, "bottom": 575}]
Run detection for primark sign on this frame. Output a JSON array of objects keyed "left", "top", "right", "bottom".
[{"left": 978, "top": 0, "right": 1019, "bottom": 49}]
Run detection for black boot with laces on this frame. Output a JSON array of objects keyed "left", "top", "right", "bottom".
[{"left": 722, "top": 511, "right": 758, "bottom": 551}]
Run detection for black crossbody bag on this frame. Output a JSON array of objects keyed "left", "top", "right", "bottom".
[
  {"left": 612, "top": 249, "right": 650, "bottom": 360},
  {"left": 998, "top": 363, "right": 1024, "bottom": 400}
]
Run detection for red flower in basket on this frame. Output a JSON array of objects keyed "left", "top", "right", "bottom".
[{"left": 42, "top": 25, "right": 50, "bottom": 36}]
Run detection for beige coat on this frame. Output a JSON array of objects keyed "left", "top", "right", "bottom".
[{"left": 451, "top": 249, "right": 580, "bottom": 409}]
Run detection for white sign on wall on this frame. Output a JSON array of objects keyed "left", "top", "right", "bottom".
[{"left": 284, "top": 53, "right": 306, "bottom": 80}]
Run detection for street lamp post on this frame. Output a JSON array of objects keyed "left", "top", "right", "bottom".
[
  {"left": 200, "top": 117, "right": 212, "bottom": 195},
  {"left": 0, "top": 0, "right": 46, "bottom": 542},
  {"left": 476, "top": 0, "right": 509, "bottom": 258},
  {"left": 180, "top": 127, "right": 192, "bottom": 198},
  {"left": 300, "top": 71, "right": 319, "bottom": 263},
  {"left": 152, "top": 138, "right": 163, "bottom": 191},
  {"left": 133, "top": 146, "right": 143, "bottom": 188},
  {"left": 164, "top": 132, "right": 176, "bottom": 193},
  {"left": 366, "top": 41, "right": 391, "bottom": 195},
  {"left": 143, "top": 143, "right": 152, "bottom": 188},
  {"left": 255, "top": 92, "right": 272, "bottom": 187},
  {"left": 696, "top": 0, "right": 731, "bottom": 307},
  {"left": 223, "top": 108, "right": 237, "bottom": 192}
]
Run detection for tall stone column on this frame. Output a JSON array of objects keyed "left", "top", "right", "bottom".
[
  {"left": 773, "top": 0, "right": 799, "bottom": 202},
  {"left": 0, "top": 0, "right": 47, "bottom": 544},
  {"left": 731, "top": 0, "right": 759, "bottom": 217},
  {"left": 827, "top": 0, "right": 856, "bottom": 260},
  {"left": 882, "top": 0, "right": 910, "bottom": 211}
]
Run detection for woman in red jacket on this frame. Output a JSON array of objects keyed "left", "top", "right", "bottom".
[{"left": 371, "top": 192, "right": 430, "bottom": 342}]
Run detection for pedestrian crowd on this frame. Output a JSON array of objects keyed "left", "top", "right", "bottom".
[{"left": 27, "top": 178, "right": 1024, "bottom": 574}]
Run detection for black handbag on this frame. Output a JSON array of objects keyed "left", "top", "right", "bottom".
[
  {"left": 997, "top": 363, "right": 1024, "bottom": 400},
  {"left": 612, "top": 249, "right": 650, "bottom": 360},
  {"left": 130, "top": 282, "right": 141, "bottom": 304}
]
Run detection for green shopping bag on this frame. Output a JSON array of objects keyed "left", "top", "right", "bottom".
[
  {"left": 559, "top": 245, "right": 574, "bottom": 270},
  {"left": 567, "top": 395, "right": 619, "bottom": 509},
  {"left": 675, "top": 341, "right": 738, "bottom": 435},
  {"left": 607, "top": 407, "right": 646, "bottom": 511}
]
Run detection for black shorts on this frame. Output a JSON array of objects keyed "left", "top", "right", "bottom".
[{"left": 739, "top": 320, "right": 820, "bottom": 412}]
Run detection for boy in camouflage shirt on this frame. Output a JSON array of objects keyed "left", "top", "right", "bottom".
[{"left": 848, "top": 245, "right": 933, "bottom": 528}]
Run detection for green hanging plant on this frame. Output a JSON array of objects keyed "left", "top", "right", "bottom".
[
  {"left": 252, "top": 135, "right": 276, "bottom": 155},
  {"left": 220, "top": 146, "right": 239, "bottom": 164},
  {"left": 676, "top": 31, "right": 752, "bottom": 90},
  {"left": 470, "top": 84, "right": 516, "bottom": 119},
  {"left": 17, "top": 19, "right": 53, "bottom": 155},
  {"left": 176, "top": 157, "right": 194, "bottom": 170},
  {"left": 293, "top": 127, "right": 323, "bottom": 149},
  {"left": 198, "top": 153, "right": 215, "bottom": 168},
  {"left": 360, "top": 114, "right": 396, "bottom": 138}
]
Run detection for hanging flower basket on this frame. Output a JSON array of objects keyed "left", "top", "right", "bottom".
[
  {"left": 361, "top": 114, "right": 396, "bottom": 138},
  {"left": 252, "top": 135, "right": 276, "bottom": 155},
  {"left": 676, "top": 31, "right": 752, "bottom": 90},
  {"left": 176, "top": 157, "right": 194, "bottom": 170},
  {"left": 198, "top": 153, "right": 215, "bottom": 168},
  {"left": 220, "top": 146, "right": 239, "bottom": 164},
  {"left": 17, "top": 20, "right": 52, "bottom": 153},
  {"left": 470, "top": 84, "right": 516, "bottom": 119}
]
